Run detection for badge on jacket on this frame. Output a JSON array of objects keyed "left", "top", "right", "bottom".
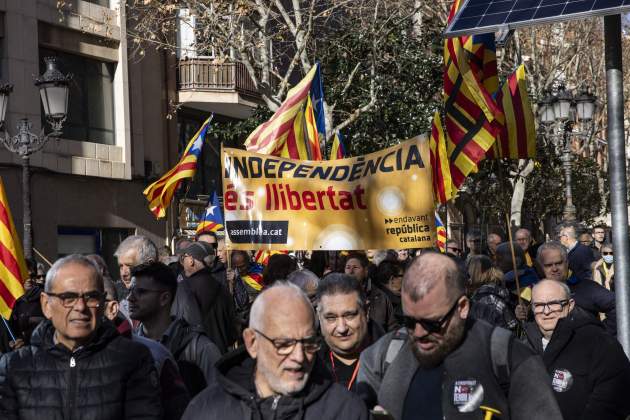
[
  {"left": 552, "top": 369, "right": 573, "bottom": 392},
  {"left": 453, "top": 379, "right": 484, "bottom": 412}
]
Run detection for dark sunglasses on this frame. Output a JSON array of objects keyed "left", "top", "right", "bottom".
[
  {"left": 403, "top": 295, "right": 463, "bottom": 334},
  {"left": 602, "top": 252, "right": 613, "bottom": 256},
  {"left": 447, "top": 247, "right": 462, "bottom": 253}
]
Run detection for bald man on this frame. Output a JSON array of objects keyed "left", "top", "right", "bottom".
[
  {"left": 182, "top": 282, "right": 368, "bottom": 420},
  {"left": 524, "top": 280, "right": 630, "bottom": 420},
  {"left": 357, "top": 252, "right": 561, "bottom": 420}
]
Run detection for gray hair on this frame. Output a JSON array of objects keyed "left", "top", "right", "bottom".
[
  {"left": 249, "top": 281, "right": 314, "bottom": 331},
  {"left": 287, "top": 269, "right": 319, "bottom": 294},
  {"left": 533, "top": 279, "right": 571, "bottom": 301},
  {"left": 45, "top": 254, "right": 103, "bottom": 292},
  {"left": 114, "top": 235, "right": 158, "bottom": 265},
  {"left": 559, "top": 223, "right": 578, "bottom": 240},
  {"left": 515, "top": 228, "right": 531, "bottom": 239},
  {"left": 536, "top": 241, "right": 568, "bottom": 264},
  {"left": 372, "top": 250, "right": 389, "bottom": 267}
]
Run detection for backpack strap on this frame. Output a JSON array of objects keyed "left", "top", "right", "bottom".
[
  {"left": 490, "top": 326, "right": 512, "bottom": 396},
  {"left": 384, "top": 327, "right": 408, "bottom": 372}
]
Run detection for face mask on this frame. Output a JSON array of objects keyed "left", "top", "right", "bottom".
[{"left": 603, "top": 255, "right": 614, "bottom": 265}]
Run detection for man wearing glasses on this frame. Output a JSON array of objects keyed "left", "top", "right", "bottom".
[
  {"left": 523, "top": 280, "right": 630, "bottom": 420},
  {"left": 0, "top": 254, "right": 162, "bottom": 419},
  {"left": 182, "top": 282, "right": 368, "bottom": 420},
  {"left": 357, "top": 252, "right": 561, "bottom": 420}
]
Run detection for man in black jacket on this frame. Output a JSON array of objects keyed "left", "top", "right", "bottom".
[
  {"left": 175, "top": 241, "right": 237, "bottom": 353},
  {"left": 537, "top": 241, "right": 616, "bottom": 334},
  {"left": 182, "top": 281, "right": 368, "bottom": 420},
  {"left": 129, "top": 262, "right": 221, "bottom": 397},
  {"left": 558, "top": 223, "right": 596, "bottom": 282},
  {"left": 0, "top": 254, "right": 162, "bottom": 420},
  {"left": 524, "top": 280, "right": 630, "bottom": 419}
]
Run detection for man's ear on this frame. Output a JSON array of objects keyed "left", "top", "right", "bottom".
[
  {"left": 243, "top": 328, "right": 258, "bottom": 359},
  {"left": 568, "top": 298, "right": 575, "bottom": 312},
  {"left": 458, "top": 296, "right": 470, "bottom": 320},
  {"left": 105, "top": 300, "right": 119, "bottom": 321},
  {"left": 160, "top": 291, "right": 173, "bottom": 308},
  {"left": 40, "top": 292, "right": 53, "bottom": 320}
]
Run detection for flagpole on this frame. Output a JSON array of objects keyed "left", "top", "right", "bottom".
[{"left": 1, "top": 316, "right": 16, "bottom": 342}]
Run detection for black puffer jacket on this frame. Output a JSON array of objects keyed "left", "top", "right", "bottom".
[
  {"left": 181, "top": 347, "right": 368, "bottom": 420},
  {"left": 0, "top": 320, "right": 162, "bottom": 420},
  {"left": 524, "top": 309, "right": 630, "bottom": 420}
]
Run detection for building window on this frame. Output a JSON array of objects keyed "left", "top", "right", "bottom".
[{"left": 40, "top": 48, "right": 116, "bottom": 145}]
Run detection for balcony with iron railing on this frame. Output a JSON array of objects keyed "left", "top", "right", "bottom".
[
  {"left": 176, "top": 59, "right": 262, "bottom": 119},
  {"left": 177, "top": 59, "right": 260, "bottom": 97}
]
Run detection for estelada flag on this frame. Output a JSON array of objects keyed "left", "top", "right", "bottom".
[
  {"left": 144, "top": 116, "right": 213, "bottom": 218},
  {"left": 245, "top": 64, "right": 319, "bottom": 156},
  {"left": 435, "top": 212, "right": 447, "bottom": 253},
  {"left": 487, "top": 64, "right": 536, "bottom": 159},
  {"left": 0, "top": 177, "right": 26, "bottom": 318},
  {"left": 329, "top": 131, "right": 347, "bottom": 160},
  {"left": 196, "top": 192, "right": 224, "bottom": 234},
  {"left": 429, "top": 112, "right": 454, "bottom": 204}
]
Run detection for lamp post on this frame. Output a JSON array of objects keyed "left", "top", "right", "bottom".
[
  {"left": 0, "top": 57, "right": 72, "bottom": 260},
  {"left": 537, "top": 85, "right": 597, "bottom": 222}
]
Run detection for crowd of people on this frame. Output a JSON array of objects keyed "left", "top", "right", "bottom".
[{"left": 0, "top": 221, "right": 628, "bottom": 419}]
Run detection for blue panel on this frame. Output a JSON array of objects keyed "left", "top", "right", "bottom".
[
  {"left": 534, "top": 4, "right": 566, "bottom": 17},
  {"left": 505, "top": 7, "right": 537, "bottom": 21},
  {"left": 450, "top": 16, "right": 483, "bottom": 31},
  {"left": 460, "top": 5, "right": 491, "bottom": 18},
  {"left": 478, "top": 12, "right": 510, "bottom": 26},
  {"left": 540, "top": 0, "right": 566, "bottom": 5},
  {"left": 487, "top": 0, "right": 515, "bottom": 13},
  {"left": 513, "top": 0, "right": 542, "bottom": 9},
  {"left": 466, "top": 0, "right": 495, "bottom": 6},
  {"left": 593, "top": 0, "right": 623, "bottom": 8},
  {"left": 563, "top": 0, "right": 596, "bottom": 13}
]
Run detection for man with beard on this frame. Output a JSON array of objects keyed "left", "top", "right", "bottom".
[
  {"left": 357, "top": 252, "right": 561, "bottom": 420},
  {"left": 181, "top": 282, "right": 368, "bottom": 420},
  {"left": 317, "top": 274, "right": 384, "bottom": 392}
]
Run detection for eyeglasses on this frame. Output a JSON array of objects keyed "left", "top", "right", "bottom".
[
  {"left": 602, "top": 252, "right": 613, "bottom": 256},
  {"left": 403, "top": 295, "right": 463, "bottom": 334},
  {"left": 253, "top": 328, "right": 321, "bottom": 355},
  {"left": 45, "top": 291, "right": 105, "bottom": 308},
  {"left": 447, "top": 247, "right": 462, "bottom": 253},
  {"left": 532, "top": 299, "right": 570, "bottom": 314}
]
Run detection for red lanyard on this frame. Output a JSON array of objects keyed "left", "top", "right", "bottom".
[{"left": 329, "top": 351, "right": 360, "bottom": 390}]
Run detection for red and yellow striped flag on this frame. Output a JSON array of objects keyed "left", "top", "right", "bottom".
[
  {"left": 435, "top": 211, "right": 447, "bottom": 253},
  {"left": 443, "top": 0, "right": 504, "bottom": 189},
  {"left": 329, "top": 131, "right": 347, "bottom": 160},
  {"left": 429, "top": 112, "right": 454, "bottom": 204},
  {"left": 487, "top": 64, "right": 536, "bottom": 159},
  {"left": 304, "top": 95, "right": 323, "bottom": 160},
  {"left": 143, "top": 116, "right": 212, "bottom": 218},
  {"left": 245, "top": 65, "right": 319, "bottom": 156},
  {"left": 0, "top": 178, "right": 26, "bottom": 318}
]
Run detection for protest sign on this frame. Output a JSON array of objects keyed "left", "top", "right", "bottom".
[{"left": 222, "top": 136, "right": 435, "bottom": 250}]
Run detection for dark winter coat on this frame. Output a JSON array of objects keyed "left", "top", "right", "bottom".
[
  {"left": 523, "top": 308, "right": 630, "bottom": 420},
  {"left": 567, "top": 242, "right": 596, "bottom": 283},
  {"left": 138, "top": 317, "right": 221, "bottom": 397},
  {"left": 367, "top": 283, "right": 397, "bottom": 332},
  {"left": 8, "top": 286, "right": 44, "bottom": 344},
  {"left": 181, "top": 267, "right": 238, "bottom": 353},
  {"left": 0, "top": 320, "right": 162, "bottom": 420},
  {"left": 568, "top": 274, "right": 616, "bottom": 335},
  {"left": 469, "top": 283, "right": 518, "bottom": 330},
  {"left": 357, "top": 319, "right": 562, "bottom": 420},
  {"left": 181, "top": 347, "right": 368, "bottom": 420}
]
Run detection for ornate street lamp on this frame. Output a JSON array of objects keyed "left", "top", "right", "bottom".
[
  {"left": 0, "top": 57, "right": 72, "bottom": 260},
  {"left": 537, "top": 85, "right": 598, "bottom": 222}
]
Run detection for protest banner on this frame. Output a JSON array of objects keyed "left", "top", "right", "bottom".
[{"left": 222, "top": 136, "right": 435, "bottom": 250}]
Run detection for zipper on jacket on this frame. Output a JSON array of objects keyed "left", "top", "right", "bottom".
[
  {"left": 271, "top": 395, "right": 280, "bottom": 410},
  {"left": 66, "top": 355, "right": 78, "bottom": 420}
]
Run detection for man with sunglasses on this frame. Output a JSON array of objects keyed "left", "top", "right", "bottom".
[
  {"left": 357, "top": 252, "right": 561, "bottom": 420},
  {"left": 523, "top": 280, "right": 630, "bottom": 420},
  {"left": 0, "top": 254, "right": 162, "bottom": 419},
  {"left": 182, "top": 282, "right": 368, "bottom": 420}
]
